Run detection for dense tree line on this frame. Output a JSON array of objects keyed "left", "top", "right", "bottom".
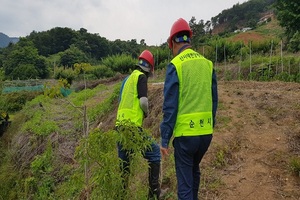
[
  {"left": 0, "top": 39, "right": 48, "bottom": 80},
  {"left": 0, "top": 0, "right": 298, "bottom": 81},
  {"left": 0, "top": 27, "right": 150, "bottom": 80}
]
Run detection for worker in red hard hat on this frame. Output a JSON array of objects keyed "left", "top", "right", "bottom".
[
  {"left": 160, "top": 18, "right": 218, "bottom": 200},
  {"left": 137, "top": 50, "right": 155, "bottom": 76},
  {"left": 167, "top": 18, "right": 193, "bottom": 49},
  {"left": 116, "top": 50, "right": 161, "bottom": 199}
]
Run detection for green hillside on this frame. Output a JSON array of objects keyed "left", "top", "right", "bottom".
[{"left": 226, "top": 17, "right": 284, "bottom": 44}]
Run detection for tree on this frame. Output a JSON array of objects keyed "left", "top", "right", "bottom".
[
  {"left": 140, "top": 39, "right": 146, "bottom": 46},
  {"left": 110, "top": 39, "right": 140, "bottom": 58},
  {"left": 275, "top": 0, "right": 299, "bottom": 39},
  {"left": 288, "top": 31, "right": 300, "bottom": 52},
  {"left": 2, "top": 38, "right": 49, "bottom": 80},
  {"left": 189, "top": 17, "right": 205, "bottom": 38},
  {"left": 59, "top": 45, "right": 88, "bottom": 68},
  {"left": 28, "top": 27, "right": 77, "bottom": 56},
  {"left": 75, "top": 30, "right": 111, "bottom": 60},
  {"left": 10, "top": 64, "right": 39, "bottom": 80},
  {"left": 101, "top": 54, "right": 135, "bottom": 74},
  {"left": 189, "top": 17, "right": 206, "bottom": 48},
  {"left": 275, "top": 0, "right": 300, "bottom": 52}
]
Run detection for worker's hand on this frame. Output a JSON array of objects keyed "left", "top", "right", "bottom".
[
  {"left": 160, "top": 146, "right": 169, "bottom": 158},
  {"left": 143, "top": 112, "right": 148, "bottom": 118}
]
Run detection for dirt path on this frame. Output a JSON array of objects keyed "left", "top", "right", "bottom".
[{"left": 209, "top": 81, "right": 300, "bottom": 200}]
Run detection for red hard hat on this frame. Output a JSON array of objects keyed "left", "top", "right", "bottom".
[
  {"left": 168, "top": 18, "right": 193, "bottom": 49},
  {"left": 137, "top": 50, "right": 154, "bottom": 73}
]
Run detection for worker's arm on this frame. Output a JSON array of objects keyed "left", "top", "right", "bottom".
[
  {"left": 137, "top": 74, "right": 149, "bottom": 117},
  {"left": 212, "top": 69, "right": 218, "bottom": 127},
  {"left": 118, "top": 76, "right": 129, "bottom": 102},
  {"left": 160, "top": 64, "right": 179, "bottom": 148}
]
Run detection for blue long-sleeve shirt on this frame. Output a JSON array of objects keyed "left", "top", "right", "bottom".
[{"left": 160, "top": 50, "right": 218, "bottom": 148}]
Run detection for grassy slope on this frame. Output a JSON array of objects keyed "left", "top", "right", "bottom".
[{"left": 0, "top": 80, "right": 121, "bottom": 199}]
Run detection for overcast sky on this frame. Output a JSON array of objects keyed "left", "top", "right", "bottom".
[{"left": 1, "top": 0, "right": 248, "bottom": 46}]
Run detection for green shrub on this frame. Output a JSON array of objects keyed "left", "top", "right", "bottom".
[
  {"left": 54, "top": 68, "right": 76, "bottom": 84},
  {"left": 87, "top": 83, "right": 120, "bottom": 122},
  {"left": 44, "top": 79, "right": 71, "bottom": 98},
  {"left": 0, "top": 69, "right": 5, "bottom": 81},
  {"left": 68, "top": 84, "right": 106, "bottom": 106},
  {"left": 79, "top": 129, "right": 124, "bottom": 199},
  {"left": 0, "top": 158, "right": 20, "bottom": 199},
  {"left": 0, "top": 91, "right": 42, "bottom": 113},
  {"left": 27, "top": 141, "right": 55, "bottom": 199},
  {"left": 90, "top": 65, "right": 114, "bottom": 79},
  {"left": 22, "top": 110, "right": 58, "bottom": 136},
  {"left": 77, "top": 73, "right": 97, "bottom": 81},
  {"left": 295, "top": 73, "right": 300, "bottom": 83},
  {"left": 156, "top": 59, "right": 169, "bottom": 71},
  {"left": 224, "top": 70, "right": 233, "bottom": 81},
  {"left": 102, "top": 54, "right": 136, "bottom": 74},
  {"left": 73, "top": 119, "right": 154, "bottom": 199},
  {"left": 290, "top": 157, "right": 300, "bottom": 177},
  {"left": 274, "top": 72, "right": 294, "bottom": 82}
]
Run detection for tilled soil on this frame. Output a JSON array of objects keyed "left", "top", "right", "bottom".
[{"left": 203, "top": 81, "right": 300, "bottom": 200}]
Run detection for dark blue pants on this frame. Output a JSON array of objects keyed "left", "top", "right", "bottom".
[
  {"left": 173, "top": 134, "right": 212, "bottom": 200},
  {"left": 118, "top": 138, "right": 161, "bottom": 164},
  {"left": 116, "top": 125, "right": 161, "bottom": 164}
]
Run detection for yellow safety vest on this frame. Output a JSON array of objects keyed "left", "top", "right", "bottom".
[
  {"left": 172, "top": 48, "right": 214, "bottom": 137},
  {"left": 116, "top": 70, "right": 144, "bottom": 126}
]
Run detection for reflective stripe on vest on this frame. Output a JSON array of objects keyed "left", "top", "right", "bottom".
[
  {"left": 116, "top": 70, "right": 144, "bottom": 126},
  {"left": 172, "top": 49, "right": 213, "bottom": 137}
]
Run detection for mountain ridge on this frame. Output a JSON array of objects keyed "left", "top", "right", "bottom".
[{"left": 0, "top": 32, "right": 19, "bottom": 48}]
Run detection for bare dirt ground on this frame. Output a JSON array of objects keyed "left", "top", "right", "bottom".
[
  {"left": 229, "top": 31, "right": 268, "bottom": 44},
  {"left": 204, "top": 81, "right": 300, "bottom": 200},
  {"left": 97, "top": 80, "right": 300, "bottom": 199}
]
